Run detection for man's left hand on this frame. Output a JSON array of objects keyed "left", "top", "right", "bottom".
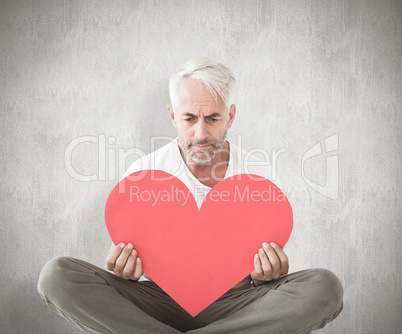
[{"left": 251, "top": 242, "right": 289, "bottom": 286}]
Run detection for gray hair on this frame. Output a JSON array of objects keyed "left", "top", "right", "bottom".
[{"left": 169, "top": 57, "right": 236, "bottom": 109}]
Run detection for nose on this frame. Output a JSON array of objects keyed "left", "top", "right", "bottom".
[{"left": 194, "top": 119, "right": 208, "bottom": 140}]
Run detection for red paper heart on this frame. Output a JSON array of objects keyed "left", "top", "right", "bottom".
[{"left": 105, "top": 170, "right": 293, "bottom": 316}]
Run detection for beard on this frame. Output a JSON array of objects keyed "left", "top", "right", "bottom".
[{"left": 178, "top": 123, "right": 229, "bottom": 164}]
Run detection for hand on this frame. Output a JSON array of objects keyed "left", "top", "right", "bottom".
[
  {"left": 251, "top": 242, "right": 289, "bottom": 286},
  {"left": 105, "top": 242, "right": 143, "bottom": 281}
]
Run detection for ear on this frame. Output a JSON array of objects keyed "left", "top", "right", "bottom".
[
  {"left": 167, "top": 105, "right": 177, "bottom": 128},
  {"left": 227, "top": 104, "right": 236, "bottom": 129}
]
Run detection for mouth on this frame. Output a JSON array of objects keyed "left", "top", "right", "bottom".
[{"left": 194, "top": 144, "right": 211, "bottom": 148}]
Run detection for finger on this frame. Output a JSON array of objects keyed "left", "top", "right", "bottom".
[
  {"left": 114, "top": 243, "right": 134, "bottom": 275},
  {"left": 262, "top": 242, "right": 280, "bottom": 278},
  {"left": 107, "top": 243, "right": 114, "bottom": 255},
  {"left": 106, "top": 243, "right": 125, "bottom": 271},
  {"left": 122, "top": 249, "right": 137, "bottom": 280},
  {"left": 253, "top": 253, "right": 263, "bottom": 276},
  {"left": 270, "top": 242, "right": 289, "bottom": 275},
  {"left": 258, "top": 247, "right": 272, "bottom": 276},
  {"left": 132, "top": 257, "right": 143, "bottom": 281},
  {"left": 106, "top": 243, "right": 114, "bottom": 269}
]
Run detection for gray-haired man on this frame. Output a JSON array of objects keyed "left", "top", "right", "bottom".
[{"left": 38, "top": 58, "right": 343, "bottom": 333}]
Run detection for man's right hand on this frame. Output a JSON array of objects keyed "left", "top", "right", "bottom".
[{"left": 105, "top": 243, "right": 143, "bottom": 281}]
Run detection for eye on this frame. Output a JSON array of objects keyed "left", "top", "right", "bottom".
[{"left": 184, "top": 117, "right": 194, "bottom": 122}]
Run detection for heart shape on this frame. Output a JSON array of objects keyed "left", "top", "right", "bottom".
[{"left": 105, "top": 170, "right": 293, "bottom": 316}]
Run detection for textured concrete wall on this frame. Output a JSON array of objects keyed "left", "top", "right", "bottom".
[{"left": 1, "top": 0, "right": 401, "bottom": 333}]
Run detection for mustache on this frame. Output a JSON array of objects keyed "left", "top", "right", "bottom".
[{"left": 189, "top": 141, "right": 217, "bottom": 147}]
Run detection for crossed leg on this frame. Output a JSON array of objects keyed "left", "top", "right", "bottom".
[{"left": 38, "top": 257, "right": 343, "bottom": 334}]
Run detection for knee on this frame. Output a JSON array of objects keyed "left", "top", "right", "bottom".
[
  {"left": 37, "top": 256, "right": 74, "bottom": 301},
  {"left": 309, "top": 268, "right": 343, "bottom": 316}
]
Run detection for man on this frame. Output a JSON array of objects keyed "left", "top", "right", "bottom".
[{"left": 38, "top": 57, "right": 343, "bottom": 333}]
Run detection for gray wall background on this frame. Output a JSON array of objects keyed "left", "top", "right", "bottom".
[{"left": 1, "top": 0, "right": 401, "bottom": 333}]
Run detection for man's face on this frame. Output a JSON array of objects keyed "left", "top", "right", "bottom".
[{"left": 168, "top": 77, "right": 236, "bottom": 164}]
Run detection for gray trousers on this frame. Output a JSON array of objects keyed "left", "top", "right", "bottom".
[{"left": 37, "top": 257, "right": 343, "bottom": 334}]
